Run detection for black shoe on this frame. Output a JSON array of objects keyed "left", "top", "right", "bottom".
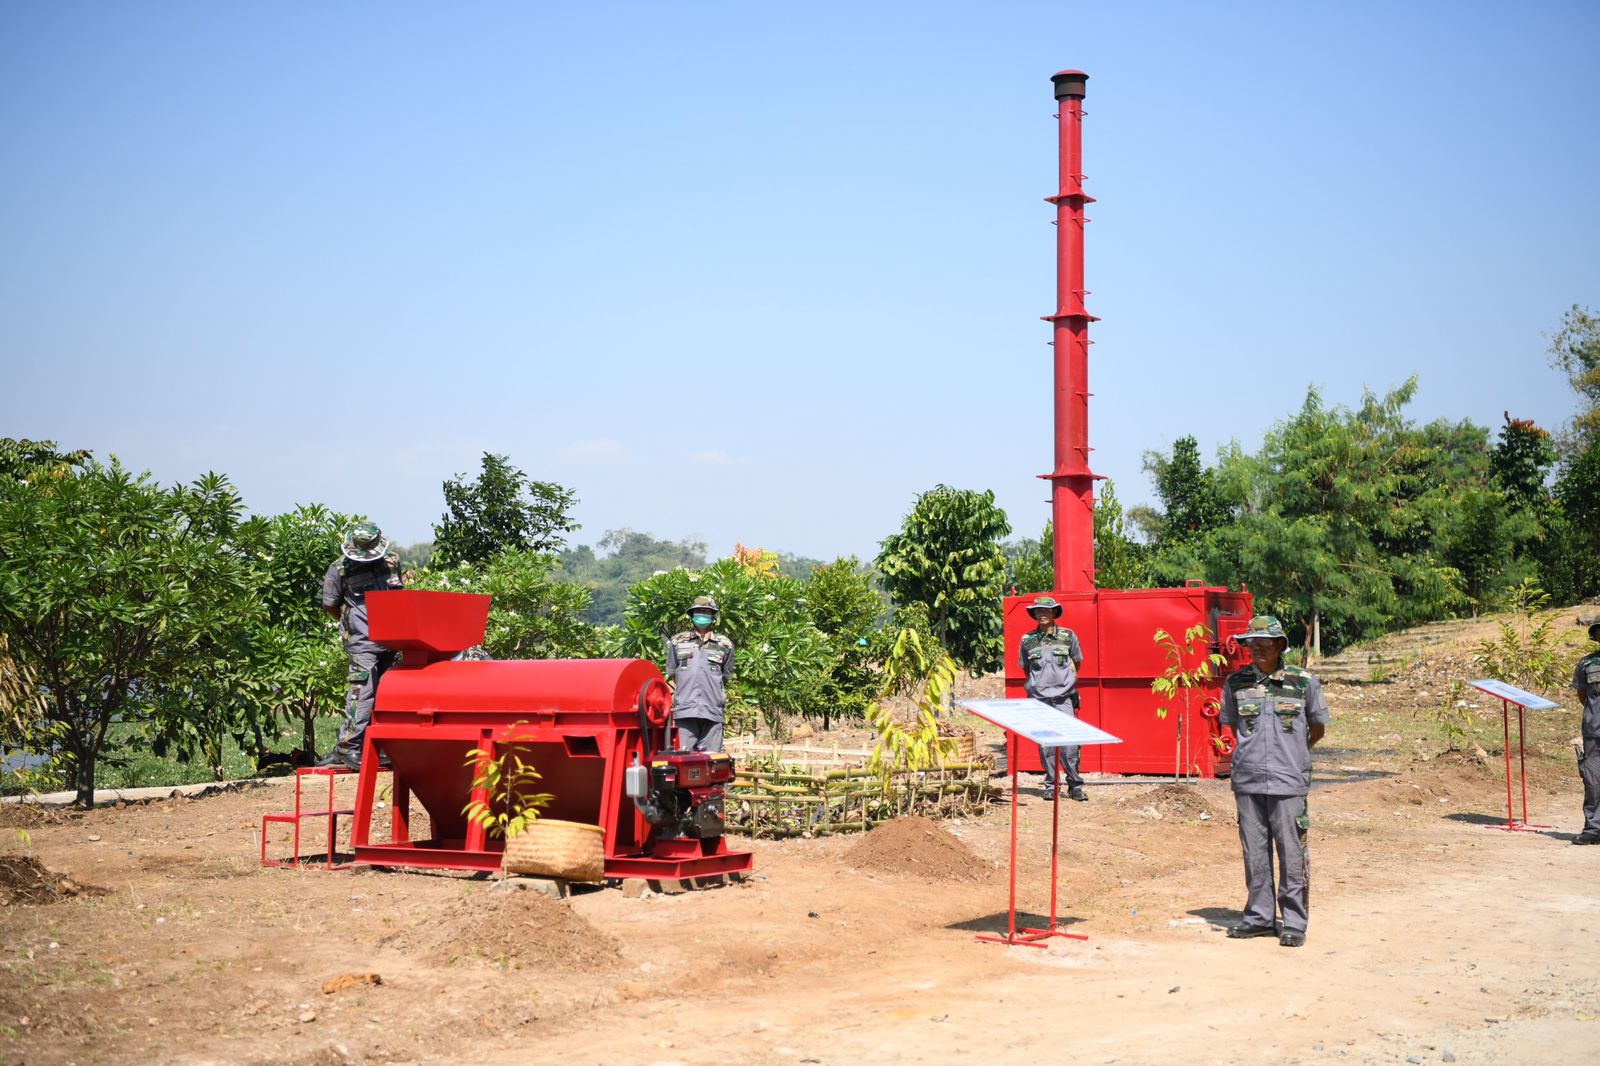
[
  {"left": 1069, "top": 787, "right": 1089, "bottom": 802},
  {"left": 376, "top": 752, "right": 392, "bottom": 770},
  {"left": 1279, "top": 930, "right": 1306, "bottom": 947},
  {"left": 1042, "top": 790, "right": 1056, "bottom": 802},
  {"left": 314, "top": 751, "right": 345, "bottom": 768},
  {"left": 1226, "top": 923, "right": 1278, "bottom": 939},
  {"left": 1573, "top": 832, "right": 1600, "bottom": 845}
]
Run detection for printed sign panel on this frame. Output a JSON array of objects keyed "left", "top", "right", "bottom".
[
  {"left": 959, "top": 698, "right": 1123, "bottom": 747},
  {"left": 1465, "top": 678, "right": 1559, "bottom": 711}
]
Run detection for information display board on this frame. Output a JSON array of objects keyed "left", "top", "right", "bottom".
[
  {"left": 1465, "top": 678, "right": 1560, "bottom": 711},
  {"left": 958, "top": 698, "right": 1122, "bottom": 748}
]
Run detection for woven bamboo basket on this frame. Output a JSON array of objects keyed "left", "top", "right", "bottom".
[{"left": 502, "top": 819, "right": 605, "bottom": 882}]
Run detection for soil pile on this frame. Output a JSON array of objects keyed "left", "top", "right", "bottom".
[
  {"left": 844, "top": 815, "right": 994, "bottom": 882},
  {"left": 1140, "top": 783, "right": 1216, "bottom": 820},
  {"left": 0, "top": 854, "right": 94, "bottom": 905},
  {"left": 397, "top": 888, "right": 622, "bottom": 973}
]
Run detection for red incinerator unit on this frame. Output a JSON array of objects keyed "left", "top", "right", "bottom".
[
  {"left": 344, "top": 589, "right": 752, "bottom": 880},
  {"left": 1005, "top": 70, "right": 1252, "bottom": 778}
]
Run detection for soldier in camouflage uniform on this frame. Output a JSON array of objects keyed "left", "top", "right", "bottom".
[
  {"left": 318, "top": 522, "right": 404, "bottom": 770},
  {"left": 1569, "top": 620, "right": 1600, "bottom": 845},
  {"left": 1219, "top": 616, "right": 1329, "bottom": 948},
  {"left": 666, "top": 595, "right": 734, "bottom": 753},
  {"left": 1020, "top": 595, "right": 1087, "bottom": 802}
]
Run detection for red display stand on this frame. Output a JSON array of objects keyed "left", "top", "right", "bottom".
[
  {"left": 1465, "top": 678, "right": 1558, "bottom": 833},
  {"left": 961, "top": 698, "right": 1121, "bottom": 948}
]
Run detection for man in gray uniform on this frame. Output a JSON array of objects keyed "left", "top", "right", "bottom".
[
  {"left": 1019, "top": 595, "right": 1087, "bottom": 802},
  {"left": 666, "top": 595, "right": 734, "bottom": 753},
  {"left": 318, "top": 522, "right": 404, "bottom": 770},
  {"left": 1570, "top": 619, "right": 1600, "bottom": 845},
  {"left": 1218, "top": 615, "right": 1329, "bottom": 948}
]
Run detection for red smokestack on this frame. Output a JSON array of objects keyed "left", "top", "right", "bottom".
[{"left": 1043, "top": 69, "right": 1098, "bottom": 592}]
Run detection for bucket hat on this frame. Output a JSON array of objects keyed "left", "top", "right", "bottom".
[
  {"left": 1026, "top": 595, "right": 1064, "bottom": 619},
  {"left": 342, "top": 521, "right": 390, "bottom": 563},
  {"left": 687, "top": 595, "right": 720, "bottom": 617},
  {"left": 1237, "top": 615, "right": 1289, "bottom": 645}
]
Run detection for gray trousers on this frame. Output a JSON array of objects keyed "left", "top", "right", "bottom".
[
  {"left": 675, "top": 717, "right": 724, "bottom": 753},
  {"left": 334, "top": 647, "right": 397, "bottom": 762},
  {"left": 1037, "top": 694, "right": 1083, "bottom": 792},
  {"left": 1581, "top": 736, "right": 1600, "bottom": 834},
  {"left": 1235, "top": 792, "right": 1310, "bottom": 933}
]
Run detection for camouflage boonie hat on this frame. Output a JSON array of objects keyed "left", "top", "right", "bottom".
[
  {"left": 342, "top": 521, "right": 390, "bottom": 563},
  {"left": 1237, "top": 615, "right": 1289, "bottom": 644},
  {"left": 1026, "top": 595, "right": 1063, "bottom": 618},
  {"left": 687, "top": 595, "right": 720, "bottom": 617}
]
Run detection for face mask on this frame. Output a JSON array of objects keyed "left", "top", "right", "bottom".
[{"left": 691, "top": 613, "right": 714, "bottom": 628}]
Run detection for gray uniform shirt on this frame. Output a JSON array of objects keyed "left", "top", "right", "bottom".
[
  {"left": 1572, "top": 652, "right": 1600, "bottom": 738},
  {"left": 1020, "top": 627, "right": 1082, "bottom": 701},
  {"left": 321, "top": 556, "right": 403, "bottom": 656},
  {"left": 666, "top": 630, "right": 734, "bottom": 723},
  {"left": 1219, "top": 664, "right": 1329, "bottom": 796}
]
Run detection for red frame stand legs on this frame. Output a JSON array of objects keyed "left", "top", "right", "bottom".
[
  {"left": 976, "top": 753, "right": 1089, "bottom": 949},
  {"left": 1487, "top": 699, "right": 1550, "bottom": 833}
]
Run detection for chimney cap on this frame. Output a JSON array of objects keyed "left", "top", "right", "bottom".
[{"left": 1052, "top": 70, "right": 1088, "bottom": 100}]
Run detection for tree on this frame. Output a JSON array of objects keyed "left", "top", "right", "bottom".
[
  {"left": 1490, "top": 414, "right": 1557, "bottom": 509},
  {"left": 1143, "top": 435, "right": 1229, "bottom": 547},
  {"left": 1004, "top": 524, "right": 1053, "bottom": 595},
  {"left": 615, "top": 558, "right": 833, "bottom": 738},
  {"left": 433, "top": 453, "right": 578, "bottom": 567},
  {"left": 1547, "top": 304, "right": 1600, "bottom": 457},
  {"left": 0, "top": 438, "right": 90, "bottom": 484},
  {"left": 416, "top": 550, "right": 602, "bottom": 660},
  {"left": 558, "top": 528, "right": 708, "bottom": 626},
  {"left": 1093, "top": 480, "right": 1152, "bottom": 590},
  {"left": 0, "top": 461, "right": 265, "bottom": 805},
  {"left": 804, "top": 557, "right": 885, "bottom": 727},
  {"left": 245, "top": 505, "right": 355, "bottom": 757},
  {"left": 875, "top": 485, "right": 1011, "bottom": 672}
]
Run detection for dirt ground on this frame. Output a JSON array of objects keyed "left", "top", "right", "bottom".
[{"left": 5, "top": 613, "right": 1599, "bottom": 1066}]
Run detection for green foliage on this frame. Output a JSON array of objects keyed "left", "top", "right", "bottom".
[
  {"left": 1547, "top": 303, "right": 1600, "bottom": 457},
  {"left": 616, "top": 559, "right": 832, "bottom": 737},
  {"left": 1004, "top": 524, "right": 1053, "bottom": 595},
  {"left": 1432, "top": 680, "right": 1477, "bottom": 752},
  {"left": 416, "top": 550, "right": 602, "bottom": 660},
  {"left": 0, "top": 460, "right": 267, "bottom": 805},
  {"left": 433, "top": 452, "right": 578, "bottom": 567},
  {"left": 559, "top": 529, "right": 708, "bottom": 626},
  {"left": 1143, "top": 435, "right": 1229, "bottom": 547},
  {"left": 463, "top": 737, "right": 554, "bottom": 841},
  {"left": 1093, "top": 480, "right": 1152, "bottom": 590},
  {"left": 1151, "top": 625, "right": 1227, "bottom": 772},
  {"left": 242, "top": 505, "right": 356, "bottom": 756},
  {"left": 1491, "top": 415, "right": 1557, "bottom": 509},
  {"left": 804, "top": 557, "right": 885, "bottom": 726},
  {"left": 865, "top": 628, "right": 959, "bottom": 799},
  {"left": 876, "top": 485, "right": 1010, "bottom": 672},
  {"left": 1472, "top": 579, "right": 1569, "bottom": 694},
  {"left": 0, "top": 438, "right": 91, "bottom": 484}
]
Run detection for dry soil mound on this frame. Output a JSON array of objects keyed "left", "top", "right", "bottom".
[
  {"left": 0, "top": 854, "right": 97, "bottom": 905},
  {"left": 1139, "top": 782, "right": 1216, "bottom": 820},
  {"left": 398, "top": 888, "right": 622, "bottom": 973},
  {"left": 844, "top": 815, "right": 994, "bottom": 882}
]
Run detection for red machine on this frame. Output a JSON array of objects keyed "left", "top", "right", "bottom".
[
  {"left": 345, "top": 589, "right": 751, "bottom": 881},
  {"left": 1005, "top": 70, "right": 1251, "bottom": 778}
]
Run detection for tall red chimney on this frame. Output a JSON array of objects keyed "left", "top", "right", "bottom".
[{"left": 1042, "top": 69, "right": 1099, "bottom": 592}]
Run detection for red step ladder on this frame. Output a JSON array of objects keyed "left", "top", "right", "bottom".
[{"left": 261, "top": 767, "right": 357, "bottom": 869}]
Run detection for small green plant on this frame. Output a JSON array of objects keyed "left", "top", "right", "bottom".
[
  {"left": 462, "top": 733, "right": 554, "bottom": 842},
  {"left": 1433, "top": 680, "right": 1477, "bottom": 752},
  {"left": 865, "top": 628, "right": 959, "bottom": 806},
  {"left": 1151, "top": 624, "right": 1228, "bottom": 778},
  {"left": 1473, "top": 579, "right": 1568, "bottom": 694}
]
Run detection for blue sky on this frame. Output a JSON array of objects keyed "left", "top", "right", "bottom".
[{"left": 3, "top": 2, "right": 1597, "bottom": 561}]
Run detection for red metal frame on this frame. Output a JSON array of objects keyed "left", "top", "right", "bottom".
[
  {"left": 975, "top": 760, "right": 1088, "bottom": 949},
  {"left": 1471, "top": 692, "right": 1552, "bottom": 833},
  {"left": 261, "top": 767, "right": 356, "bottom": 870}
]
